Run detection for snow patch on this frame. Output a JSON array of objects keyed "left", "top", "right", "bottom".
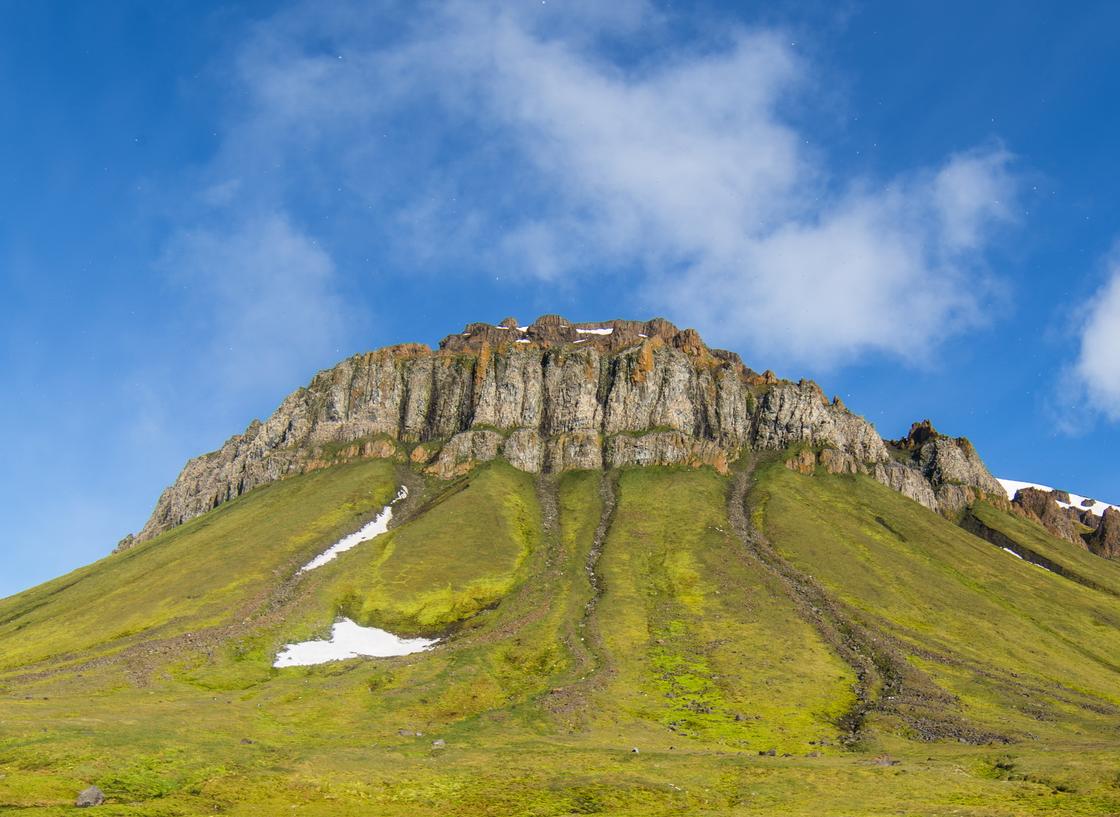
[
  {"left": 515, "top": 339, "right": 530, "bottom": 344},
  {"left": 996, "top": 478, "right": 1117, "bottom": 518},
  {"left": 997, "top": 544, "right": 1056, "bottom": 573},
  {"left": 573, "top": 338, "right": 587, "bottom": 343},
  {"left": 575, "top": 327, "right": 614, "bottom": 335},
  {"left": 299, "top": 486, "right": 407, "bottom": 572},
  {"left": 274, "top": 618, "right": 437, "bottom": 667}
]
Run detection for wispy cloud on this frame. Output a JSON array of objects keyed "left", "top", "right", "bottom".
[
  {"left": 1068, "top": 248, "right": 1120, "bottom": 423},
  {"left": 160, "top": 212, "right": 348, "bottom": 399},
  {"left": 185, "top": 0, "right": 1019, "bottom": 370}
]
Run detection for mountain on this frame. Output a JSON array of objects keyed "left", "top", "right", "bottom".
[
  {"left": 126, "top": 316, "right": 1002, "bottom": 545},
  {"left": 3, "top": 316, "right": 1120, "bottom": 817}
]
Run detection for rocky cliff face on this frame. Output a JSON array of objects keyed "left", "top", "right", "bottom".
[
  {"left": 888, "top": 420, "right": 1006, "bottom": 515},
  {"left": 1088, "top": 508, "right": 1120, "bottom": 559},
  {"left": 1012, "top": 488, "right": 1083, "bottom": 545},
  {"left": 128, "top": 316, "right": 1004, "bottom": 546},
  {"left": 784, "top": 418, "right": 1005, "bottom": 518},
  {"left": 1007, "top": 485, "right": 1119, "bottom": 555}
]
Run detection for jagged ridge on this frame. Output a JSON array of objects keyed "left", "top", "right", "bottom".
[{"left": 126, "top": 316, "right": 1004, "bottom": 547}]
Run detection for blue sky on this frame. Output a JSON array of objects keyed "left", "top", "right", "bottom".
[{"left": 2, "top": 0, "right": 1119, "bottom": 597}]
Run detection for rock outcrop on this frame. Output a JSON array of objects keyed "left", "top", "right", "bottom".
[
  {"left": 886, "top": 420, "right": 1006, "bottom": 515},
  {"left": 1087, "top": 507, "right": 1120, "bottom": 559},
  {"left": 1004, "top": 485, "right": 1108, "bottom": 548},
  {"left": 787, "top": 419, "right": 1006, "bottom": 518},
  {"left": 127, "top": 317, "right": 1002, "bottom": 546},
  {"left": 1012, "top": 487, "right": 1082, "bottom": 545}
]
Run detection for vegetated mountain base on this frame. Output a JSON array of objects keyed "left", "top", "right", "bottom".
[
  {"left": 3, "top": 317, "right": 1119, "bottom": 815},
  {"left": 3, "top": 456, "right": 1120, "bottom": 816}
]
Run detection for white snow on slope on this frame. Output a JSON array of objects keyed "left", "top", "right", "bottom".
[
  {"left": 996, "top": 478, "right": 1117, "bottom": 518},
  {"left": 575, "top": 327, "right": 613, "bottom": 335},
  {"left": 299, "top": 486, "right": 408, "bottom": 572},
  {"left": 1001, "top": 545, "right": 1057, "bottom": 573},
  {"left": 274, "top": 618, "right": 437, "bottom": 667}
]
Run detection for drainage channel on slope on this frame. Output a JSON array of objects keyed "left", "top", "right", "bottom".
[
  {"left": 727, "top": 461, "right": 1005, "bottom": 746},
  {"left": 584, "top": 471, "right": 617, "bottom": 621},
  {"left": 542, "top": 470, "right": 619, "bottom": 714},
  {"left": 574, "top": 471, "right": 618, "bottom": 674}
]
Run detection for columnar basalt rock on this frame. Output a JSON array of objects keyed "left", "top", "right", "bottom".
[
  {"left": 781, "top": 417, "right": 1006, "bottom": 517},
  {"left": 128, "top": 317, "right": 1004, "bottom": 546},
  {"left": 872, "top": 461, "right": 939, "bottom": 509},
  {"left": 757, "top": 383, "right": 888, "bottom": 462}
]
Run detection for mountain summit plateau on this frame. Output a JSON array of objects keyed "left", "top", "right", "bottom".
[{"left": 129, "top": 316, "right": 1004, "bottom": 545}]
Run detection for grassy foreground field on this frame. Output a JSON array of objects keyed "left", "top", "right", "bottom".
[{"left": 2, "top": 457, "right": 1119, "bottom": 815}]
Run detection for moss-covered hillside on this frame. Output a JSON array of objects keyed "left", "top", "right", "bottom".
[{"left": 2, "top": 456, "right": 1119, "bottom": 815}]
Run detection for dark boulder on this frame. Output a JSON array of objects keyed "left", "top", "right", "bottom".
[{"left": 76, "top": 786, "right": 104, "bottom": 807}]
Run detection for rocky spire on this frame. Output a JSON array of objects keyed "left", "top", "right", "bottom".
[{"left": 1088, "top": 508, "right": 1120, "bottom": 559}]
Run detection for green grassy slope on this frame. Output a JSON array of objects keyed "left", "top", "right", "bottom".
[
  {"left": 1, "top": 457, "right": 1120, "bottom": 815},
  {"left": 755, "top": 462, "right": 1120, "bottom": 749},
  {"left": 586, "top": 468, "right": 854, "bottom": 751},
  {"left": 0, "top": 459, "right": 400, "bottom": 672},
  {"left": 967, "top": 500, "right": 1120, "bottom": 596}
]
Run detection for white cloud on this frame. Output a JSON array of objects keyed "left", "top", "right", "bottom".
[
  {"left": 418, "top": 7, "right": 1017, "bottom": 365},
  {"left": 202, "top": 0, "right": 1019, "bottom": 369},
  {"left": 1072, "top": 257, "right": 1120, "bottom": 420},
  {"left": 161, "top": 212, "right": 348, "bottom": 396},
  {"left": 662, "top": 152, "right": 1014, "bottom": 365},
  {"left": 932, "top": 149, "right": 1015, "bottom": 252}
]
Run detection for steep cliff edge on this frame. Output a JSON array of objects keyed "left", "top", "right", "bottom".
[{"left": 127, "top": 316, "right": 1003, "bottom": 546}]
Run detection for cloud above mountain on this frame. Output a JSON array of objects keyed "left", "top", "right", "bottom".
[
  {"left": 1071, "top": 254, "right": 1120, "bottom": 421},
  {"left": 160, "top": 212, "right": 349, "bottom": 401},
  {"left": 179, "top": 0, "right": 1018, "bottom": 370}
]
